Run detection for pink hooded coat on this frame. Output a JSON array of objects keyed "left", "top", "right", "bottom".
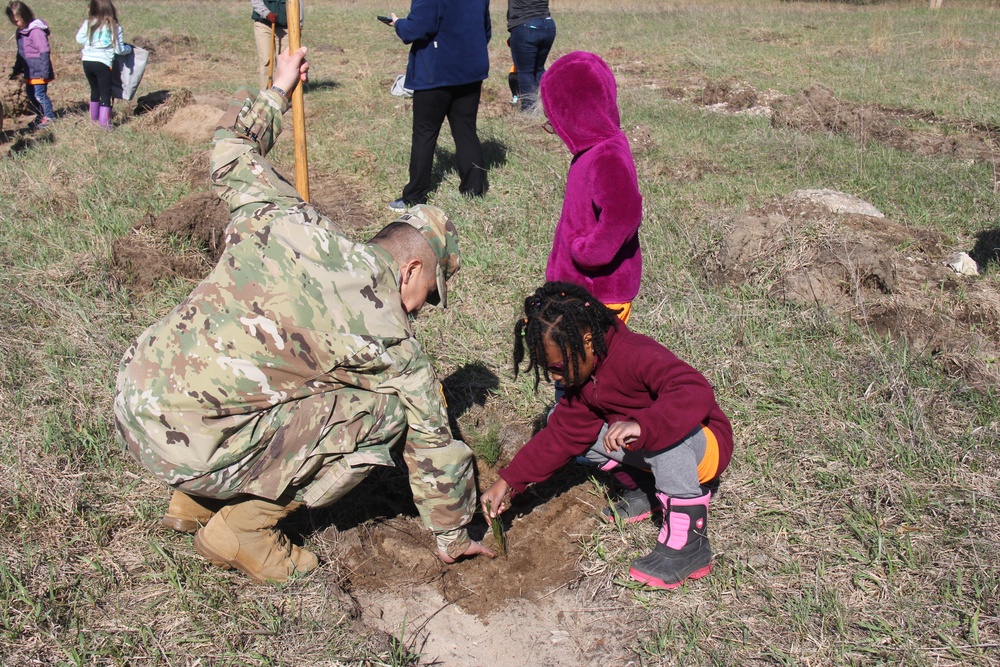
[{"left": 540, "top": 51, "right": 642, "bottom": 304}]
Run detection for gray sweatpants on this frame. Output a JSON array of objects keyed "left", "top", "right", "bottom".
[{"left": 583, "top": 425, "right": 707, "bottom": 499}]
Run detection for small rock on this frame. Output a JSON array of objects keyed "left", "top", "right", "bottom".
[{"left": 945, "top": 251, "right": 979, "bottom": 276}]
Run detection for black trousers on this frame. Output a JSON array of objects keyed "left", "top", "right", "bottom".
[
  {"left": 82, "top": 59, "right": 113, "bottom": 107},
  {"left": 401, "top": 81, "right": 486, "bottom": 204}
]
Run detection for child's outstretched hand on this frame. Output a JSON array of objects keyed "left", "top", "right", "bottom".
[
  {"left": 481, "top": 478, "right": 511, "bottom": 518},
  {"left": 604, "top": 420, "right": 641, "bottom": 452},
  {"left": 271, "top": 46, "right": 309, "bottom": 95}
]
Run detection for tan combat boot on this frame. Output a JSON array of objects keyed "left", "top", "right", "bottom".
[
  {"left": 192, "top": 497, "right": 319, "bottom": 583},
  {"left": 161, "top": 490, "right": 224, "bottom": 533}
]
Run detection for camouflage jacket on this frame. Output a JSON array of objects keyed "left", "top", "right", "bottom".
[{"left": 114, "top": 90, "right": 475, "bottom": 553}]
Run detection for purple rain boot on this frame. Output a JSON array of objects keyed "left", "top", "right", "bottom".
[
  {"left": 629, "top": 490, "right": 713, "bottom": 589},
  {"left": 98, "top": 105, "right": 112, "bottom": 130},
  {"left": 89, "top": 101, "right": 100, "bottom": 122},
  {"left": 599, "top": 461, "right": 660, "bottom": 524}
]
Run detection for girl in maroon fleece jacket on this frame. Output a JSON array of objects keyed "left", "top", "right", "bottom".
[{"left": 481, "top": 282, "right": 733, "bottom": 589}]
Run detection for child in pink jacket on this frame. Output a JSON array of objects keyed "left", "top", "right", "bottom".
[{"left": 540, "top": 51, "right": 642, "bottom": 324}]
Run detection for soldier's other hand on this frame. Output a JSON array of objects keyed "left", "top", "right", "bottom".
[
  {"left": 438, "top": 540, "right": 495, "bottom": 564},
  {"left": 272, "top": 46, "right": 309, "bottom": 95},
  {"left": 266, "top": 12, "right": 278, "bottom": 23}
]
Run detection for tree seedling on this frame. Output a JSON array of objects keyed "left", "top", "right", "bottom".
[{"left": 485, "top": 500, "right": 507, "bottom": 558}]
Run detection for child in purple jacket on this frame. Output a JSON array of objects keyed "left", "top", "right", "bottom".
[
  {"left": 539, "top": 51, "right": 642, "bottom": 324},
  {"left": 6, "top": 1, "right": 55, "bottom": 129}
]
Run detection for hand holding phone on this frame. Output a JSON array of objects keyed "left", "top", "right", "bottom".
[{"left": 377, "top": 15, "right": 393, "bottom": 25}]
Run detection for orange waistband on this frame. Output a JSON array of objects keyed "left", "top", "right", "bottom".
[
  {"left": 696, "top": 425, "right": 720, "bottom": 483},
  {"left": 603, "top": 301, "right": 632, "bottom": 325}
]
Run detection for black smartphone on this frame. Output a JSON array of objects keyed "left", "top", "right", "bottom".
[{"left": 377, "top": 15, "right": 392, "bottom": 25}]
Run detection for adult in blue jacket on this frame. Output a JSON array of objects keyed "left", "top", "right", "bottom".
[{"left": 388, "top": 0, "right": 490, "bottom": 211}]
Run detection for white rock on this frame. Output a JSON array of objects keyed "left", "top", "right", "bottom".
[{"left": 945, "top": 251, "right": 979, "bottom": 276}]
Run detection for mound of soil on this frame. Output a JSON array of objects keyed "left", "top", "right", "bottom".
[
  {"left": 134, "top": 89, "right": 195, "bottom": 127},
  {"left": 707, "top": 190, "right": 1000, "bottom": 385},
  {"left": 132, "top": 34, "right": 197, "bottom": 58},
  {"left": 0, "top": 77, "right": 32, "bottom": 123},
  {"left": 701, "top": 79, "right": 759, "bottom": 110},
  {"left": 771, "top": 83, "right": 892, "bottom": 143},
  {"left": 656, "top": 77, "right": 1000, "bottom": 167},
  {"left": 161, "top": 104, "right": 225, "bottom": 144},
  {"left": 110, "top": 228, "right": 212, "bottom": 293},
  {"left": 110, "top": 173, "right": 374, "bottom": 293},
  {"left": 109, "top": 191, "right": 228, "bottom": 292}
]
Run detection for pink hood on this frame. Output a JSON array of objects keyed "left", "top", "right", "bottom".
[{"left": 540, "top": 51, "right": 622, "bottom": 155}]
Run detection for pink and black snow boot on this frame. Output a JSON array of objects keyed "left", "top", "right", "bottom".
[
  {"left": 629, "top": 490, "right": 712, "bottom": 589},
  {"left": 599, "top": 461, "right": 659, "bottom": 524}
]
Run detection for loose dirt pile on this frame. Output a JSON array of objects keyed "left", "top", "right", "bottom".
[
  {"left": 309, "top": 452, "right": 632, "bottom": 666},
  {"left": 110, "top": 190, "right": 229, "bottom": 293},
  {"left": 110, "top": 172, "right": 376, "bottom": 294},
  {"left": 707, "top": 190, "right": 1000, "bottom": 385},
  {"left": 772, "top": 84, "right": 1000, "bottom": 162}
]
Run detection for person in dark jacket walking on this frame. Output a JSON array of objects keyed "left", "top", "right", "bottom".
[
  {"left": 506, "top": 0, "right": 554, "bottom": 111},
  {"left": 482, "top": 282, "right": 735, "bottom": 590},
  {"left": 6, "top": 1, "right": 55, "bottom": 129},
  {"left": 387, "top": 0, "right": 490, "bottom": 211}
]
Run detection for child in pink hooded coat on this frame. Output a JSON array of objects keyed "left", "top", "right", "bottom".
[{"left": 539, "top": 50, "right": 642, "bottom": 324}]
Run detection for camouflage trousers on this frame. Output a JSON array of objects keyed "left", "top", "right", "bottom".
[{"left": 124, "top": 387, "right": 407, "bottom": 508}]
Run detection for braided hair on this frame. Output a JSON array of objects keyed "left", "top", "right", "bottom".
[{"left": 513, "top": 282, "right": 620, "bottom": 390}]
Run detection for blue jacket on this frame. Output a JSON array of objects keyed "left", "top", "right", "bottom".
[{"left": 395, "top": 0, "right": 490, "bottom": 91}]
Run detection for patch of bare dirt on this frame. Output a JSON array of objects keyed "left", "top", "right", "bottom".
[
  {"left": 132, "top": 34, "right": 197, "bottom": 59},
  {"left": 653, "top": 77, "right": 1000, "bottom": 168},
  {"left": 706, "top": 190, "right": 1000, "bottom": 386},
  {"left": 161, "top": 104, "right": 225, "bottom": 144},
  {"left": 310, "top": 453, "right": 631, "bottom": 666},
  {"left": 772, "top": 84, "right": 1000, "bottom": 163}
]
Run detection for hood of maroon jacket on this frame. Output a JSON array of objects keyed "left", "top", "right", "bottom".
[{"left": 500, "top": 324, "right": 734, "bottom": 494}]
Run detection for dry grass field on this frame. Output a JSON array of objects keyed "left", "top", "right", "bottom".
[{"left": 1, "top": 0, "right": 999, "bottom": 665}]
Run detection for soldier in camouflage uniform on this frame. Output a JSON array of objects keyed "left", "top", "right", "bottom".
[{"left": 113, "top": 47, "right": 494, "bottom": 583}]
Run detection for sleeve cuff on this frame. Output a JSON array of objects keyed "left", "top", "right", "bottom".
[
  {"left": 435, "top": 528, "right": 471, "bottom": 558},
  {"left": 264, "top": 87, "right": 291, "bottom": 113}
]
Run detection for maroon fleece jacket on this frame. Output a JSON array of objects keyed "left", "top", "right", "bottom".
[{"left": 500, "top": 324, "right": 733, "bottom": 494}]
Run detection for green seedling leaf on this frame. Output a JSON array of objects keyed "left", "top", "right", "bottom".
[{"left": 485, "top": 500, "right": 507, "bottom": 559}]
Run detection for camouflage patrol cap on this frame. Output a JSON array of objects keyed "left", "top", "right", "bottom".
[{"left": 396, "top": 204, "right": 460, "bottom": 308}]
